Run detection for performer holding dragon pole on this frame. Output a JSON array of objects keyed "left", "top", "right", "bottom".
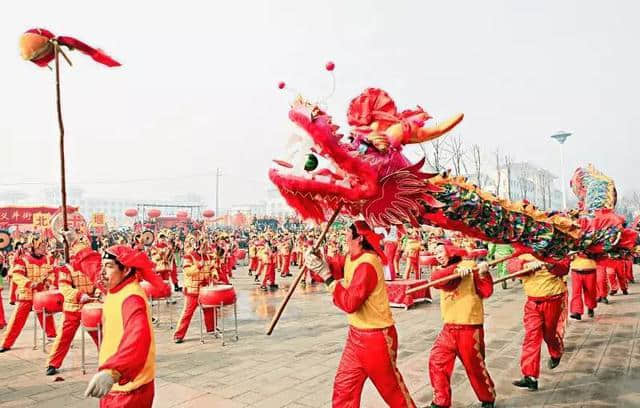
[
  {"left": 428, "top": 242, "right": 495, "bottom": 408},
  {"left": 305, "top": 220, "right": 416, "bottom": 408}
]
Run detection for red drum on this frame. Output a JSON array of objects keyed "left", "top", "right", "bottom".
[
  {"left": 33, "top": 290, "right": 64, "bottom": 313},
  {"left": 140, "top": 281, "right": 171, "bottom": 299},
  {"left": 199, "top": 285, "right": 236, "bottom": 306},
  {"left": 81, "top": 303, "right": 103, "bottom": 329}
]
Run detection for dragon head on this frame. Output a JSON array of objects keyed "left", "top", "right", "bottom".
[
  {"left": 571, "top": 164, "right": 617, "bottom": 212},
  {"left": 269, "top": 88, "right": 463, "bottom": 226}
]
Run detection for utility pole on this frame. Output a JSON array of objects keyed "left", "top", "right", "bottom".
[
  {"left": 215, "top": 168, "right": 221, "bottom": 216},
  {"left": 550, "top": 131, "right": 572, "bottom": 210}
]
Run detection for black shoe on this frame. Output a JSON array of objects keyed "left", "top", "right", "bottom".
[
  {"left": 603, "top": 297, "right": 609, "bottom": 304},
  {"left": 260, "top": 285, "right": 267, "bottom": 291},
  {"left": 588, "top": 309, "right": 595, "bottom": 318},
  {"left": 481, "top": 403, "right": 495, "bottom": 408},
  {"left": 623, "top": 289, "right": 629, "bottom": 295},
  {"left": 174, "top": 284, "right": 182, "bottom": 292},
  {"left": 630, "top": 278, "right": 636, "bottom": 284},
  {"left": 610, "top": 290, "right": 618, "bottom": 296},
  {"left": 286, "top": 273, "right": 292, "bottom": 277},
  {"left": 174, "top": 338, "right": 183, "bottom": 344},
  {"left": 570, "top": 313, "right": 582, "bottom": 320},
  {"left": 548, "top": 356, "right": 561, "bottom": 369},
  {"left": 0, "top": 348, "right": 9, "bottom": 353},
  {"left": 597, "top": 297, "right": 602, "bottom": 303},
  {"left": 513, "top": 376, "right": 538, "bottom": 391},
  {"left": 248, "top": 271, "right": 252, "bottom": 276},
  {"left": 46, "top": 366, "right": 58, "bottom": 376},
  {"left": 254, "top": 276, "right": 259, "bottom": 282},
  {"left": 269, "top": 284, "right": 279, "bottom": 290},
  {"left": 502, "top": 281, "right": 508, "bottom": 290}
]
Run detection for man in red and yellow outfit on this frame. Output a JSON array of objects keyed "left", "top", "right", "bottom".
[
  {"left": 1, "top": 234, "right": 57, "bottom": 352},
  {"left": 569, "top": 255, "right": 597, "bottom": 320},
  {"left": 173, "top": 235, "right": 216, "bottom": 343},
  {"left": 305, "top": 221, "right": 416, "bottom": 408},
  {"left": 150, "top": 234, "right": 180, "bottom": 291},
  {"left": 508, "top": 254, "right": 568, "bottom": 391},
  {"left": 402, "top": 229, "right": 421, "bottom": 280},
  {"left": 46, "top": 233, "right": 102, "bottom": 376},
  {"left": 248, "top": 237, "right": 258, "bottom": 276},
  {"left": 279, "top": 236, "right": 292, "bottom": 277},
  {"left": 428, "top": 243, "right": 495, "bottom": 408},
  {"left": 84, "top": 244, "right": 164, "bottom": 407}
]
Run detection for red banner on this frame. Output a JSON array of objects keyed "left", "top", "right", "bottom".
[{"left": 0, "top": 206, "right": 78, "bottom": 227}]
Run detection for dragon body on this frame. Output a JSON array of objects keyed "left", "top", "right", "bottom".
[{"left": 269, "top": 88, "right": 638, "bottom": 265}]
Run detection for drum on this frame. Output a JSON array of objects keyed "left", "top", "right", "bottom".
[
  {"left": 33, "top": 290, "right": 63, "bottom": 313},
  {"left": 81, "top": 303, "right": 103, "bottom": 329},
  {"left": 199, "top": 285, "right": 236, "bottom": 306},
  {"left": 140, "top": 281, "right": 171, "bottom": 299}
]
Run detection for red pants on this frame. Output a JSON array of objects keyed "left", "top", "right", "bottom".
[
  {"left": 173, "top": 294, "right": 216, "bottom": 340},
  {"left": 384, "top": 242, "right": 398, "bottom": 280},
  {"left": 100, "top": 380, "right": 154, "bottom": 408},
  {"left": 2, "top": 300, "right": 56, "bottom": 349},
  {"left": 624, "top": 259, "right": 634, "bottom": 281},
  {"left": 292, "top": 252, "right": 298, "bottom": 265},
  {"left": 280, "top": 254, "right": 291, "bottom": 276},
  {"left": 157, "top": 269, "right": 178, "bottom": 286},
  {"left": 570, "top": 271, "right": 597, "bottom": 315},
  {"left": 608, "top": 264, "right": 628, "bottom": 292},
  {"left": 249, "top": 257, "right": 258, "bottom": 271},
  {"left": 262, "top": 264, "right": 276, "bottom": 286},
  {"left": 521, "top": 295, "right": 564, "bottom": 378},
  {"left": 333, "top": 325, "right": 415, "bottom": 408},
  {"left": 48, "top": 311, "right": 100, "bottom": 368},
  {"left": 404, "top": 256, "right": 419, "bottom": 280},
  {"left": 429, "top": 324, "right": 495, "bottom": 407},
  {"left": 596, "top": 266, "right": 609, "bottom": 299},
  {"left": 0, "top": 288, "right": 6, "bottom": 327}
]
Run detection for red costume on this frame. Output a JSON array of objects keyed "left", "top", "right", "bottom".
[
  {"left": 570, "top": 256, "right": 597, "bottom": 316},
  {"left": 605, "top": 259, "right": 628, "bottom": 294},
  {"left": 429, "top": 254, "right": 495, "bottom": 407},
  {"left": 595, "top": 263, "right": 609, "bottom": 300}
]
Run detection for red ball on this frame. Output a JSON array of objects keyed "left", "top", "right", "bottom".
[
  {"left": 325, "top": 61, "right": 335, "bottom": 71},
  {"left": 278, "top": 81, "right": 285, "bottom": 89}
]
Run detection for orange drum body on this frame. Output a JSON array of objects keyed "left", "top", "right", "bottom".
[
  {"left": 199, "top": 285, "right": 236, "bottom": 306},
  {"left": 33, "top": 290, "right": 63, "bottom": 313},
  {"left": 140, "top": 281, "right": 171, "bottom": 299},
  {"left": 81, "top": 303, "right": 103, "bottom": 328}
]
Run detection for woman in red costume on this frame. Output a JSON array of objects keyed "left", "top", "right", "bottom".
[
  {"left": 305, "top": 221, "right": 416, "bottom": 408},
  {"left": 428, "top": 242, "right": 495, "bottom": 408},
  {"left": 84, "top": 245, "right": 166, "bottom": 407}
]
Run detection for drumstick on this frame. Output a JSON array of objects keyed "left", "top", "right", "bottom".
[
  {"left": 266, "top": 203, "right": 343, "bottom": 335},
  {"left": 405, "top": 252, "right": 520, "bottom": 295}
]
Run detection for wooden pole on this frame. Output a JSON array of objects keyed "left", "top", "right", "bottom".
[
  {"left": 493, "top": 264, "right": 545, "bottom": 285},
  {"left": 405, "top": 252, "right": 520, "bottom": 295},
  {"left": 54, "top": 43, "right": 70, "bottom": 263},
  {"left": 266, "top": 203, "right": 343, "bottom": 335}
]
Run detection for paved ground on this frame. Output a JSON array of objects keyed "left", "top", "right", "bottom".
[{"left": 1, "top": 264, "right": 640, "bottom": 407}]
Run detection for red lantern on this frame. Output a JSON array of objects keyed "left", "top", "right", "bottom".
[
  {"left": 231, "top": 212, "right": 247, "bottom": 227},
  {"left": 176, "top": 211, "right": 188, "bottom": 219},
  {"left": 147, "top": 209, "right": 161, "bottom": 218},
  {"left": 124, "top": 208, "right": 138, "bottom": 218},
  {"left": 325, "top": 61, "right": 335, "bottom": 71},
  {"left": 202, "top": 209, "right": 215, "bottom": 218},
  {"left": 278, "top": 81, "right": 285, "bottom": 89}
]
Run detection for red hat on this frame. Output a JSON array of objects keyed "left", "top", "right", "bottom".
[
  {"left": 353, "top": 220, "right": 387, "bottom": 264},
  {"left": 103, "top": 245, "right": 169, "bottom": 296}
]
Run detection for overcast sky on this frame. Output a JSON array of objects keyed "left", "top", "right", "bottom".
[{"left": 2, "top": 0, "right": 638, "bottom": 209}]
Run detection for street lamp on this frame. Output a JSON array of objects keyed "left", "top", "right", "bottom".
[{"left": 550, "top": 131, "right": 572, "bottom": 210}]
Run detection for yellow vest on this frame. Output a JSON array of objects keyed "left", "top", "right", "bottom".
[
  {"left": 99, "top": 280, "right": 155, "bottom": 392},
  {"left": 517, "top": 255, "right": 566, "bottom": 298},
  {"left": 571, "top": 256, "right": 596, "bottom": 271},
  {"left": 340, "top": 253, "right": 394, "bottom": 329},
  {"left": 440, "top": 260, "right": 484, "bottom": 325}
]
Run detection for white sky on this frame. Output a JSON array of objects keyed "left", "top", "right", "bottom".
[{"left": 1, "top": 0, "right": 638, "bottom": 209}]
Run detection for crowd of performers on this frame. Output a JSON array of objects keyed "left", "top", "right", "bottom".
[{"left": 0, "top": 221, "right": 637, "bottom": 407}]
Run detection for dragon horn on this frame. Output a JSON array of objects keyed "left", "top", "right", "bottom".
[{"left": 406, "top": 113, "right": 464, "bottom": 144}]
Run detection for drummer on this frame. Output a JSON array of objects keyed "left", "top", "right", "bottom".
[
  {"left": 173, "top": 234, "right": 217, "bottom": 343},
  {"left": 46, "top": 230, "right": 102, "bottom": 376},
  {"left": 1, "top": 234, "right": 57, "bottom": 353}
]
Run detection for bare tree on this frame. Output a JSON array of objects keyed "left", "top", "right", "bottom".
[
  {"left": 494, "top": 149, "right": 501, "bottom": 197},
  {"left": 445, "top": 134, "right": 467, "bottom": 176},
  {"left": 470, "top": 144, "right": 483, "bottom": 188},
  {"left": 536, "top": 170, "right": 551, "bottom": 209},
  {"left": 424, "top": 136, "right": 447, "bottom": 172},
  {"left": 517, "top": 163, "right": 533, "bottom": 201},
  {"left": 504, "top": 154, "right": 513, "bottom": 200}
]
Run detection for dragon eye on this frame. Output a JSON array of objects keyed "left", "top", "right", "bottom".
[
  {"left": 357, "top": 143, "right": 368, "bottom": 155},
  {"left": 304, "top": 154, "right": 319, "bottom": 171}
]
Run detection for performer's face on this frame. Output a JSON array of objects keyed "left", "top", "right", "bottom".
[
  {"left": 101, "top": 259, "right": 125, "bottom": 289},
  {"left": 435, "top": 245, "right": 449, "bottom": 266},
  {"left": 346, "top": 228, "right": 362, "bottom": 255}
]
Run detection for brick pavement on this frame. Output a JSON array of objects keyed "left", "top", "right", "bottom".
[{"left": 0, "top": 265, "right": 639, "bottom": 407}]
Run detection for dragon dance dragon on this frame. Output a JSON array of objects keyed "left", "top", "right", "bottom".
[{"left": 269, "top": 87, "right": 639, "bottom": 266}]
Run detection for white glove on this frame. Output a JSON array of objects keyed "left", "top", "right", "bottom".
[
  {"left": 304, "top": 250, "right": 330, "bottom": 280},
  {"left": 477, "top": 262, "right": 489, "bottom": 276},
  {"left": 79, "top": 293, "right": 91, "bottom": 304},
  {"left": 84, "top": 370, "right": 115, "bottom": 399},
  {"left": 528, "top": 261, "right": 545, "bottom": 270},
  {"left": 457, "top": 267, "right": 472, "bottom": 278}
]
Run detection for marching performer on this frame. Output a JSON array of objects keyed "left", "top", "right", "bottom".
[
  {"left": 382, "top": 226, "right": 399, "bottom": 280},
  {"left": 1, "top": 234, "right": 57, "bottom": 352},
  {"left": 150, "top": 233, "right": 180, "bottom": 291},
  {"left": 509, "top": 254, "right": 568, "bottom": 391},
  {"left": 279, "top": 236, "right": 292, "bottom": 277},
  {"left": 569, "top": 255, "right": 597, "bottom": 320},
  {"left": 84, "top": 244, "right": 163, "bottom": 407},
  {"left": 248, "top": 236, "right": 258, "bottom": 276},
  {"left": 46, "top": 232, "right": 102, "bottom": 376},
  {"left": 595, "top": 260, "right": 610, "bottom": 304},
  {"left": 402, "top": 229, "right": 421, "bottom": 280},
  {"left": 428, "top": 242, "right": 495, "bottom": 408},
  {"left": 305, "top": 221, "right": 416, "bottom": 408},
  {"left": 173, "top": 235, "right": 217, "bottom": 343}
]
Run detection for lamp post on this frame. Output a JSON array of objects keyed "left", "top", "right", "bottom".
[{"left": 550, "top": 131, "right": 572, "bottom": 210}]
